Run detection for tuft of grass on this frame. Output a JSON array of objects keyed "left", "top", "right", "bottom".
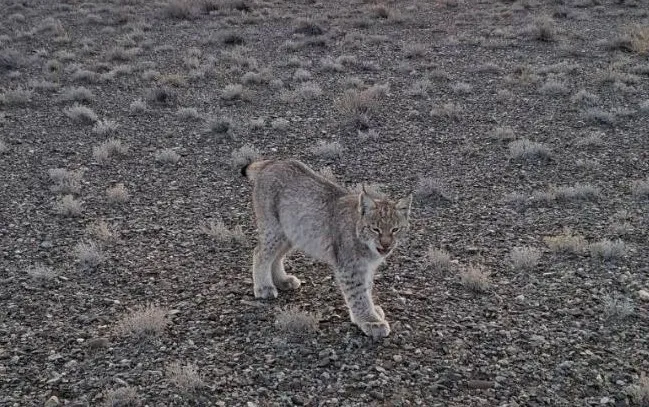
[
  {"left": 92, "top": 119, "right": 119, "bottom": 136},
  {"left": 589, "top": 239, "right": 626, "bottom": 260},
  {"left": 49, "top": 168, "right": 83, "bottom": 194},
  {"left": 54, "top": 194, "right": 82, "bottom": 216},
  {"left": 205, "top": 117, "right": 232, "bottom": 135},
  {"left": 93, "top": 139, "right": 127, "bottom": 164},
  {"left": 102, "top": 387, "right": 139, "bottom": 407},
  {"left": 60, "top": 86, "right": 94, "bottom": 102},
  {"left": 0, "top": 48, "right": 23, "bottom": 71},
  {"left": 571, "top": 89, "right": 600, "bottom": 106},
  {"left": 116, "top": 304, "right": 169, "bottom": 338},
  {"left": 294, "top": 18, "right": 326, "bottom": 36},
  {"left": 543, "top": 231, "right": 587, "bottom": 254},
  {"left": 407, "top": 79, "right": 431, "bottom": 97},
  {"left": 555, "top": 184, "right": 600, "bottom": 202},
  {"left": 166, "top": 362, "right": 205, "bottom": 393},
  {"left": 106, "top": 183, "right": 129, "bottom": 204},
  {"left": 175, "top": 107, "right": 202, "bottom": 120},
  {"left": 27, "top": 265, "right": 59, "bottom": 281},
  {"left": 430, "top": 103, "right": 462, "bottom": 120},
  {"left": 459, "top": 265, "right": 490, "bottom": 293},
  {"left": 626, "top": 374, "right": 649, "bottom": 405},
  {"left": 425, "top": 247, "right": 452, "bottom": 272},
  {"left": 270, "top": 118, "right": 289, "bottom": 131},
  {"left": 414, "top": 176, "right": 451, "bottom": 202},
  {"left": 155, "top": 148, "right": 181, "bottom": 164},
  {"left": 221, "top": 84, "right": 246, "bottom": 101},
  {"left": 509, "top": 247, "right": 541, "bottom": 270},
  {"left": 621, "top": 25, "right": 649, "bottom": 54},
  {"left": 129, "top": 99, "right": 147, "bottom": 114},
  {"left": 275, "top": 306, "right": 320, "bottom": 340},
  {"left": 146, "top": 86, "right": 177, "bottom": 106},
  {"left": 602, "top": 295, "right": 634, "bottom": 320},
  {"left": 74, "top": 241, "right": 103, "bottom": 270},
  {"left": 575, "top": 133, "right": 604, "bottom": 148},
  {"left": 524, "top": 16, "right": 558, "bottom": 42},
  {"left": 0, "top": 140, "right": 7, "bottom": 154},
  {"left": 450, "top": 82, "right": 472, "bottom": 94},
  {"left": 88, "top": 220, "right": 117, "bottom": 242},
  {"left": 311, "top": 140, "right": 344, "bottom": 158},
  {"left": 508, "top": 139, "right": 551, "bottom": 160},
  {"left": 231, "top": 144, "right": 260, "bottom": 170},
  {"left": 539, "top": 80, "right": 569, "bottom": 96},
  {"left": 199, "top": 219, "right": 244, "bottom": 242},
  {"left": 337, "top": 84, "right": 389, "bottom": 117},
  {"left": 65, "top": 104, "right": 98, "bottom": 124},
  {"left": 583, "top": 108, "right": 615, "bottom": 126},
  {"left": 0, "top": 87, "right": 33, "bottom": 106},
  {"left": 630, "top": 178, "right": 649, "bottom": 198}
]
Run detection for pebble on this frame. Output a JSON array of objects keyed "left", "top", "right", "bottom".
[
  {"left": 393, "top": 354, "right": 403, "bottom": 363},
  {"left": 44, "top": 396, "right": 60, "bottom": 407},
  {"left": 467, "top": 380, "right": 494, "bottom": 389},
  {"left": 638, "top": 289, "right": 649, "bottom": 302}
]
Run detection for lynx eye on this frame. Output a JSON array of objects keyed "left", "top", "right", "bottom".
[
  {"left": 371, "top": 227, "right": 381, "bottom": 234},
  {"left": 391, "top": 227, "right": 400, "bottom": 233}
]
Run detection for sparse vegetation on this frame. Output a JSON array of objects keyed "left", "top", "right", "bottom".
[
  {"left": 414, "top": 176, "right": 451, "bottom": 202},
  {"left": 74, "top": 240, "right": 103, "bottom": 269},
  {"left": 425, "top": 247, "right": 452, "bottom": 272},
  {"left": 199, "top": 219, "right": 244, "bottom": 242},
  {"left": 544, "top": 231, "right": 587, "bottom": 254},
  {"left": 54, "top": 194, "right": 82, "bottom": 216},
  {"left": 275, "top": 306, "right": 320, "bottom": 340},
  {"left": 602, "top": 295, "right": 633, "bottom": 320},
  {"left": 459, "top": 265, "right": 490, "bottom": 293},
  {"left": 92, "top": 119, "right": 119, "bottom": 136},
  {"left": 231, "top": 144, "right": 260, "bottom": 169},
  {"left": 311, "top": 140, "right": 344, "bottom": 158},
  {"left": 93, "top": 139, "right": 127, "bottom": 164},
  {"left": 626, "top": 373, "right": 649, "bottom": 405},
  {"left": 116, "top": 304, "right": 169, "bottom": 338},
  {"left": 510, "top": 247, "right": 541, "bottom": 270},
  {"left": 589, "top": 239, "right": 626, "bottom": 260},
  {"left": 155, "top": 148, "right": 180, "bottom": 164},
  {"left": 65, "top": 104, "right": 98, "bottom": 124},
  {"left": 508, "top": 139, "right": 551, "bottom": 160},
  {"left": 166, "top": 362, "right": 205, "bottom": 392},
  {"left": 49, "top": 168, "right": 83, "bottom": 194},
  {"left": 106, "top": 183, "right": 129, "bottom": 204},
  {"left": 102, "top": 386, "right": 139, "bottom": 407},
  {"left": 27, "top": 265, "right": 58, "bottom": 281},
  {"left": 630, "top": 178, "right": 649, "bottom": 198}
]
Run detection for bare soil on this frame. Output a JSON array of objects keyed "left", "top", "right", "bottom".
[{"left": 1, "top": 0, "right": 648, "bottom": 406}]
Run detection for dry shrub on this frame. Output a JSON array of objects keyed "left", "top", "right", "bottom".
[
  {"left": 510, "top": 247, "right": 541, "bottom": 270},
  {"left": 166, "top": 362, "right": 204, "bottom": 392},
  {"left": 543, "top": 230, "right": 587, "bottom": 254},
  {"left": 275, "top": 306, "right": 320, "bottom": 341},
  {"left": 425, "top": 247, "right": 452, "bottom": 272},
  {"left": 199, "top": 219, "right": 244, "bottom": 242},
  {"left": 459, "top": 265, "right": 490, "bottom": 293},
  {"left": 116, "top": 304, "right": 169, "bottom": 338}
]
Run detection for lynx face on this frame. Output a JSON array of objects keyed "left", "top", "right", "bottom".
[{"left": 357, "top": 191, "right": 412, "bottom": 257}]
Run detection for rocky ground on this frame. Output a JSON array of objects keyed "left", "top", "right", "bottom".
[{"left": 1, "top": 0, "right": 648, "bottom": 405}]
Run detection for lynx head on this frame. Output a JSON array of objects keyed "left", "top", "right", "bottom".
[{"left": 356, "top": 187, "right": 412, "bottom": 257}]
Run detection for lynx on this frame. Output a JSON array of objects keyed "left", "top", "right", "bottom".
[{"left": 242, "top": 159, "right": 412, "bottom": 339}]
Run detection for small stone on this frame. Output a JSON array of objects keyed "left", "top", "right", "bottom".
[
  {"left": 392, "top": 354, "right": 403, "bottom": 363},
  {"left": 87, "top": 338, "right": 109, "bottom": 350},
  {"left": 291, "top": 395, "right": 307, "bottom": 405},
  {"left": 600, "top": 396, "right": 612, "bottom": 404},
  {"left": 467, "top": 380, "right": 494, "bottom": 389},
  {"left": 369, "top": 390, "right": 384, "bottom": 400},
  {"left": 638, "top": 289, "right": 649, "bottom": 302},
  {"left": 44, "top": 396, "right": 60, "bottom": 407}
]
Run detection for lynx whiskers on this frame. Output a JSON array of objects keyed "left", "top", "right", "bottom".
[{"left": 242, "top": 159, "right": 412, "bottom": 339}]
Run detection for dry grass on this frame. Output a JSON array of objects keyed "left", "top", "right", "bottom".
[
  {"left": 425, "top": 247, "right": 452, "bottom": 272},
  {"left": 74, "top": 240, "right": 103, "bottom": 270},
  {"left": 543, "top": 231, "right": 587, "bottom": 254},
  {"left": 49, "top": 168, "right": 83, "bottom": 194},
  {"left": 275, "top": 306, "right": 320, "bottom": 340},
  {"left": 311, "top": 140, "right": 344, "bottom": 158},
  {"left": 102, "top": 386, "right": 140, "bottom": 407},
  {"left": 0, "top": 140, "right": 7, "bottom": 153},
  {"left": 155, "top": 148, "right": 180, "bottom": 164},
  {"left": 65, "top": 104, "right": 98, "bottom": 124},
  {"left": 87, "top": 220, "right": 117, "bottom": 242},
  {"left": 589, "top": 239, "right": 626, "bottom": 260},
  {"left": 630, "top": 178, "right": 649, "bottom": 198},
  {"left": 602, "top": 295, "right": 633, "bottom": 320},
  {"left": 116, "top": 304, "right": 169, "bottom": 338},
  {"left": 430, "top": 103, "right": 463, "bottom": 120},
  {"left": 166, "top": 362, "right": 205, "bottom": 392},
  {"left": 555, "top": 184, "right": 600, "bottom": 202},
  {"left": 106, "top": 183, "right": 130, "bottom": 204},
  {"left": 508, "top": 139, "right": 551, "bottom": 160},
  {"left": 60, "top": 86, "right": 94, "bottom": 102},
  {"left": 27, "top": 264, "right": 59, "bottom": 281},
  {"left": 626, "top": 373, "right": 649, "bottom": 405},
  {"left": 93, "top": 139, "right": 127, "bottom": 164},
  {"left": 92, "top": 119, "right": 119, "bottom": 136},
  {"left": 623, "top": 25, "right": 649, "bottom": 54},
  {"left": 509, "top": 247, "right": 541, "bottom": 270},
  {"left": 199, "top": 219, "right": 244, "bottom": 242},
  {"left": 336, "top": 84, "right": 388, "bottom": 117},
  {"left": 459, "top": 265, "right": 490, "bottom": 293},
  {"left": 54, "top": 194, "right": 82, "bottom": 216},
  {"left": 414, "top": 176, "right": 451, "bottom": 202},
  {"left": 0, "top": 87, "right": 33, "bottom": 106}
]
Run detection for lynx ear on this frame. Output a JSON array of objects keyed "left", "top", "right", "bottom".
[
  {"left": 396, "top": 194, "right": 412, "bottom": 218},
  {"left": 359, "top": 187, "right": 376, "bottom": 216}
]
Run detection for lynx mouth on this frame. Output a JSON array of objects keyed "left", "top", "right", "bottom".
[{"left": 376, "top": 246, "right": 390, "bottom": 256}]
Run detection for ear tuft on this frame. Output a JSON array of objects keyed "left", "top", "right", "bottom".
[{"left": 358, "top": 187, "right": 376, "bottom": 215}]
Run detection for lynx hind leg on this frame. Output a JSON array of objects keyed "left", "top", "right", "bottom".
[
  {"left": 271, "top": 239, "right": 301, "bottom": 292},
  {"left": 252, "top": 244, "right": 278, "bottom": 299}
]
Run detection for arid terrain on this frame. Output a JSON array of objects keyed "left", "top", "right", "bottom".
[{"left": 1, "top": 0, "right": 648, "bottom": 405}]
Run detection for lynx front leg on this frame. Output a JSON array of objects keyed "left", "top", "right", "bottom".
[{"left": 337, "top": 268, "right": 390, "bottom": 339}]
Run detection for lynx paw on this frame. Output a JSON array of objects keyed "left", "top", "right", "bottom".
[
  {"left": 254, "top": 285, "right": 278, "bottom": 299},
  {"left": 359, "top": 320, "right": 391, "bottom": 340},
  {"left": 275, "top": 275, "right": 301, "bottom": 291},
  {"left": 374, "top": 305, "right": 385, "bottom": 320}
]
